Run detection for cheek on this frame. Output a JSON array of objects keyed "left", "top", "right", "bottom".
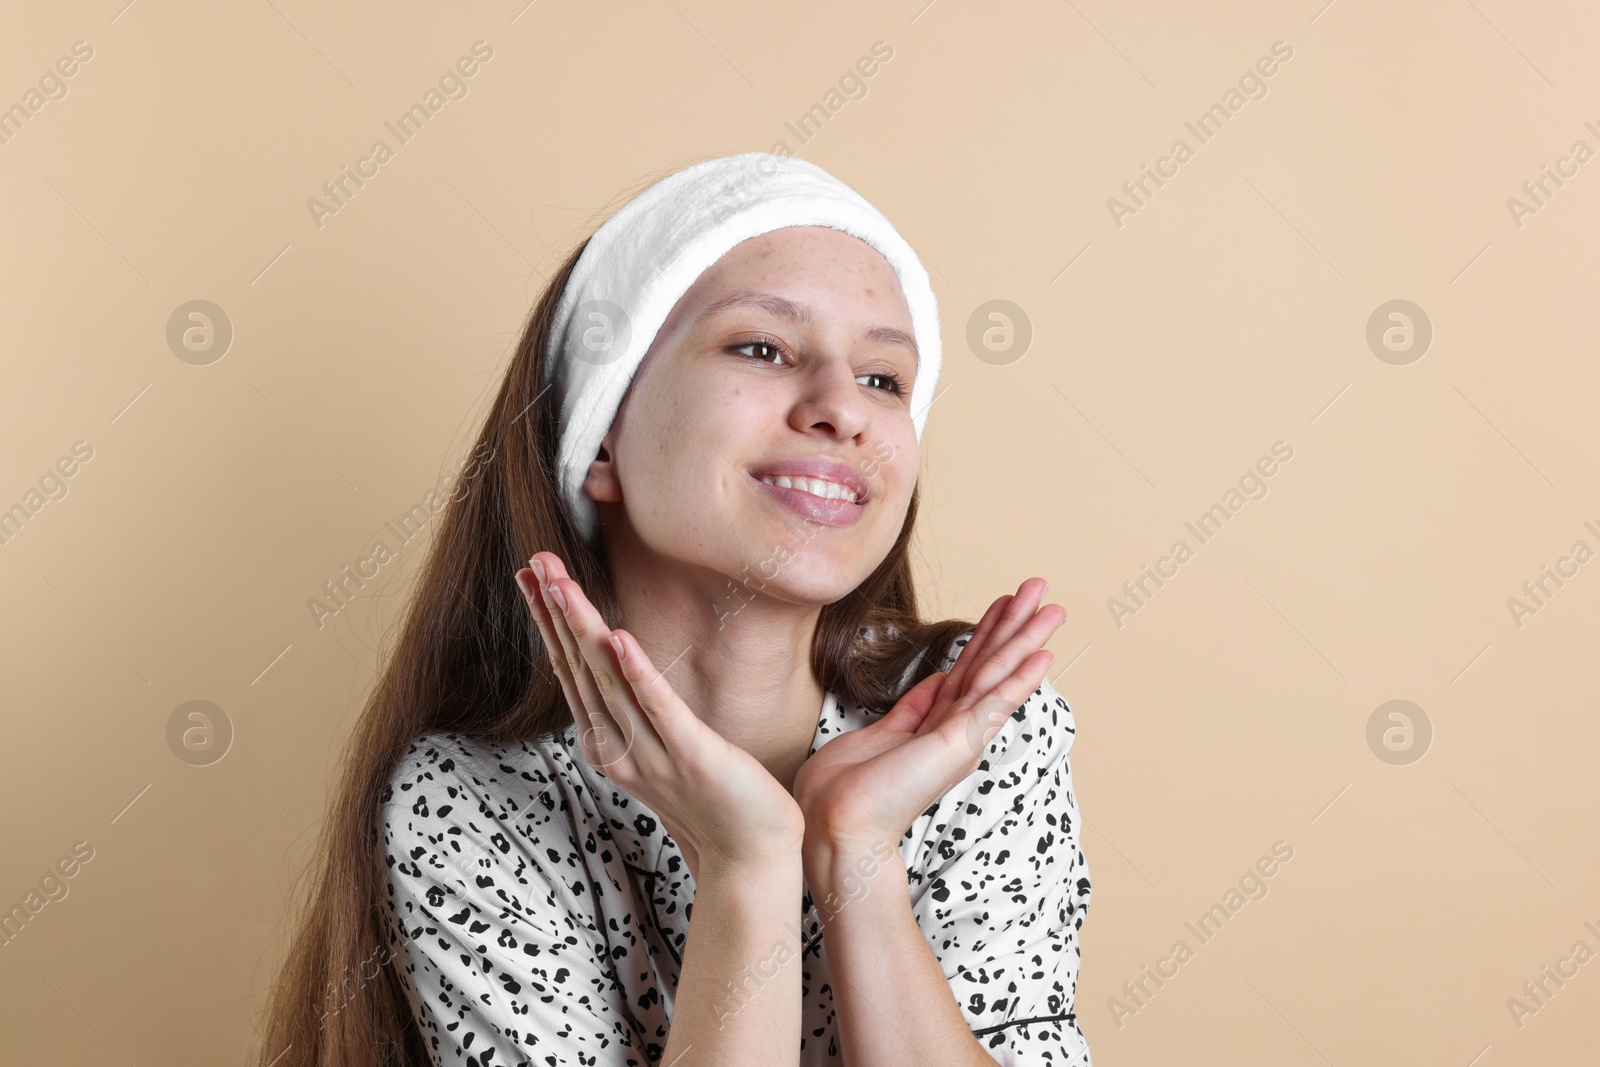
[
  {"left": 625, "top": 390, "right": 748, "bottom": 506},
  {"left": 871, "top": 429, "right": 918, "bottom": 486},
  {"left": 686, "top": 378, "right": 779, "bottom": 450}
]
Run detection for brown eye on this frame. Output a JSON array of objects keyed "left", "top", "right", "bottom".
[
  {"left": 731, "top": 338, "right": 787, "bottom": 366},
  {"left": 857, "top": 371, "right": 908, "bottom": 396}
]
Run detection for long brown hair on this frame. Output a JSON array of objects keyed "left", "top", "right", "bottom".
[{"left": 253, "top": 194, "right": 974, "bottom": 1067}]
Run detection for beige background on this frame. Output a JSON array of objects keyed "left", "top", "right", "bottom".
[{"left": 2, "top": 0, "right": 1597, "bottom": 1063}]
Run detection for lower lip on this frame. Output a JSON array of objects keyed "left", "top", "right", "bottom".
[{"left": 750, "top": 475, "right": 867, "bottom": 526}]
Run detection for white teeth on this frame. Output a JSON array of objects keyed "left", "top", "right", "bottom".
[{"left": 760, "top": 475, "right": 859, "bottom": 503}]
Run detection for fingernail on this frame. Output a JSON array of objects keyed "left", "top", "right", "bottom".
[
  {"left": 530, "top": 558, "right": 546, "bottom": 586},
  {"left": 609, "top": 633, "right": 626, "bottom": 661},
  {"left": 549, "top": 584, "right": 567, "bottom": 613}
]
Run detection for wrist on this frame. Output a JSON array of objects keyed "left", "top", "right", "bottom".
[
  {"left": 696, "top": 848, "right": 804, "bottom": 891},
  {"left": 802, "top": 836, "right": 906, "bottom": 894},
  {"left": 801, "top": 822, "right": 898, "bottom": 862}
]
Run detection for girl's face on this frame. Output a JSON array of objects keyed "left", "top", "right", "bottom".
[{"left": 584, "top": 225, "right": 923, "bottom": 606}]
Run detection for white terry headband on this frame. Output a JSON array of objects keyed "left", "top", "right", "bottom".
[{"left": 544, "top": 151, "right": 943, "bottom": 544}]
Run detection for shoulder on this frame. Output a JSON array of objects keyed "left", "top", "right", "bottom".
[
  {"left": 975, "top": 671, "right": 1077, "bottom": 796},
  {"left": 378, "top": 732, "right": 581, "bottom": 882},
  {"left": 902, "top": 628, "right": 1081, "bottom": 867},
  {"left": 378, "top": 732, "right": 617, "bottom": 950},
  {"left": 381, "top": 732, "right": 554, "bottom": 822},
  {"left": 934, "top": 626, "right": 1077, "bottom": 764}
]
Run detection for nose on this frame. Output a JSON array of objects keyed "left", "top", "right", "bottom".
[{"left": 787, "top": 357, "right": 870, "bottom": 440}]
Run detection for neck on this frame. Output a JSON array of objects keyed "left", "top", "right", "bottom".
[{"left": 601, "top": 539, "right": 828, "bottom": 796}]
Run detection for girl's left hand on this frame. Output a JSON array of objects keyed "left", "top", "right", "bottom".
[{"left": 791, "top": 577, "right": 1065, "bottom": 858}]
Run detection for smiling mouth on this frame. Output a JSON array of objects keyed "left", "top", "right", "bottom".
[{"left": 754, "top": 473, "right": 864, "bottom": 505}]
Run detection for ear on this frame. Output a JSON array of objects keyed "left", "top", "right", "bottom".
[{"left": 581, "top": 431, "right": 622, "bottom": 505}]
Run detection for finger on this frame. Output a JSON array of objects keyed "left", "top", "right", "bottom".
[
  {"left": 519, "top": 564, "right": 622, "bottom": 779},
  {"left": 953, "top": 602, "right": 1065, "bottom": 715},
  {"left": 548, "top": 580, "right": 669, "bottom": 768},
  {"left": 516, "top": 565, "right": 594, "bottom": 739},
  {"left": 876, "top": 670, "right": 946, "bottom": 734},
  {"left": 951, "top": 580, "right": 1047, "bottom": 704},
  {"left": 517, "top": 565, "right": 566, "bottom": 682},
  {"left": 538, "top": 564, "right": 644, "bottom": 771},
  {"left": 963, "top": 577, "right": 1042, "bottom": 660},
  {"left": 987, "top": 578, "right": 1048, "bottom": 656},
  {"left": 521, "top": 555, "right": 569, "bottom": 672},
  {"left": 943, "top": 581, "right": 1036, "bottom": 711},
  {"left": 608, "top": 628, "right": 697, "bottom": 764},
  {"left": 953, "top": 648, "right": 1055, "bottom": 753},
  {"left": 942, "top": 595, "right": 1013, "bottom": 706},
  {"left": 527, "top": 553, "right": 628, "bottom": 768},
  {"left": 531, "top": 554, "right": 588, "bottom": 694},
  {"left": 601, "top": 629, "right": 739, "bottom": 876},
  {"left": 848, "top": 653, "right": 1053, "bottom": 806}
]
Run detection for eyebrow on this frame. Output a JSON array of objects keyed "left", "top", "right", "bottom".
[{"left": 695, "top": 289, "right": 920, "bottom": 368}]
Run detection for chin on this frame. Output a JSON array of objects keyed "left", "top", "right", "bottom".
[{"left": 719, "top": 548, "right": 866, "bottom": 607}]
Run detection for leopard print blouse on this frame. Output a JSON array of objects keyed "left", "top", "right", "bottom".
[{"left": 379, "top": 631, "right": 1092, "bottom": 1065}]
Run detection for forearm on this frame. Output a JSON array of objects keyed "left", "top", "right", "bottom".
[
  {"left": 664, "top": 854, "right": 805, "bottom": 1067},
  {"left": 804, "top": 845, "right": 998, "bottom": 1067}
]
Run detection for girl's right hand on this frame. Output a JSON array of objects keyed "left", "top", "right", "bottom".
[{"left": 515, "top": 551, "right": 807, "bottom": 883}]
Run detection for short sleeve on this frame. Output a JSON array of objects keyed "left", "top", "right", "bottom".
[
  {"left": 909, "top": 636, "right": 1093, "bottom": 1065},
  {"left": 379, "top": 739, "right": 647, "bottom": 1067}
]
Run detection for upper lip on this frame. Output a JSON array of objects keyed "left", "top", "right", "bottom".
[{"left": 750, "top": 457, "right": 870, "bottom": 503}]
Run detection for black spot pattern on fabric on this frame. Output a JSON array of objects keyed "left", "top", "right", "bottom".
[{"left": 378, "top": 630, "right": 1092, "bottom": 1065}]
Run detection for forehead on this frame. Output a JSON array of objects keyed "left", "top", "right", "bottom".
[
  {"left": 676, "top": 225, "right": 914, "bottom": 328},
  {"left": 709, "top": 224, "right": 894, "bottom": 273}
]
